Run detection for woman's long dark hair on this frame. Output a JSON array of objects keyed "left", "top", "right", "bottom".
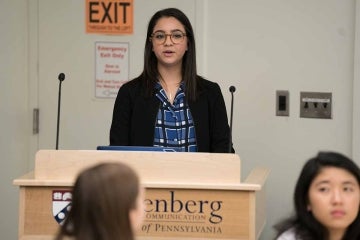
[
  {"left": 55, "top": 162, "right": 140, "bottom": 240},
  {"left": 141, "top": 8, "right": 198, "bottom": 101},
  {"left": 274, "top": 151, "right": 360, "bottom": 240}
]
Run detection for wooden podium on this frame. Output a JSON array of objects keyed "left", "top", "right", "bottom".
[{"left": 13, "top": 150, "right": 269, "bottom": 240}]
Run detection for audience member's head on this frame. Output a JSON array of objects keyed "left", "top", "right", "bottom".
[
  {"left": 55, "top": 162, "right": 144, "bottom": 240},
  {"left": 275, "top": 151, "right": 360, "bottom": 240}
]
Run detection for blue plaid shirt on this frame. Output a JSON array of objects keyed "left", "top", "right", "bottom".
[{"left": 153, "top": 82, "right": 197, "bottom": 152}]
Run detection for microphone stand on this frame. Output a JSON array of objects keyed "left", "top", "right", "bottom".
[
  {"left": 56, "top": 73, "right": 65, "bottom": 150},
  {"left": 228, "top": 86, "right": 236, "bottom": 153}
]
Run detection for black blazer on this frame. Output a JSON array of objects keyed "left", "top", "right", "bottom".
[{"left": 110, "top": 76, "right": 233, "bottom": 153}]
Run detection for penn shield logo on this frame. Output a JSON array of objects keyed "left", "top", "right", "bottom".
[{"left": 52, "top": 190, "right": 72, "bottom": 224}]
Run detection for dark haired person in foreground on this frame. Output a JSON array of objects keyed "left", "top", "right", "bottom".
[
  {"left": 274, "top": 151, "right": 360, "bottom": 240},
  {"left": 55, "top": 162, "right": 144, "bottom": 240}
]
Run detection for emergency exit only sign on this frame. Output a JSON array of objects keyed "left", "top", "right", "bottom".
[{"left": 86, "top": 0, "right": 133, "bottom": 35}]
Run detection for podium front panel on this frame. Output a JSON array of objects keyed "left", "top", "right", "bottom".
[{"left": 19, "top": 186, "right": 256, "bottom": 240}]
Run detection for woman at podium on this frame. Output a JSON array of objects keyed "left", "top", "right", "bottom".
[{"left": 110, "top": 8, "right": 234, "bottom": 153}]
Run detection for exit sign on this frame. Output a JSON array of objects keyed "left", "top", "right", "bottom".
[{"left": 86, "top": 0, "right": 133, "bottom": 35}]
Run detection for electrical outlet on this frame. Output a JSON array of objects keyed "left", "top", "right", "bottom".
[{"left": 300, "top": 92, "right": 332, "bottom": 119}]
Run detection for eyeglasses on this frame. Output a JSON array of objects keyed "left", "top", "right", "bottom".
[{"left": 150, "top": 30, "right": 186, "bottom": 45}]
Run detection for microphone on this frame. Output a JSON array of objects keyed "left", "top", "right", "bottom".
[
  {"left": 56, "top": 73, "right": 65, "bottom": 150},
  {"left": 228, "top": 86, "right": 236, "bottom": 153}
]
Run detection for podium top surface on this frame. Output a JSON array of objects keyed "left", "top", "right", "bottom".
[
  {"left": 13, "top": 150, "right": 269, "bottom": 191},
  {"left": 21, "top": 149, "right": 240, "bottom": 180}
]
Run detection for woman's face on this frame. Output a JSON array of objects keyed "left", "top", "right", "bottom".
[
  {"left": 308, "top": 167, "right": 360, "bottom": 234},
  {"left": 151, "top": 16, "right": 188, "bottom": 69}
]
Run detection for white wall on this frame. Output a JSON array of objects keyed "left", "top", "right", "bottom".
[
  {"left": 1, "top": 0, "right": 359, "bottom": 239},
  {"left": 0, "top": 1, "right": 29, "bottom": 239},
  {"left": 354, "top": 0, "right": 360, "bottom": 161},
  {"left": 205, "top": 1, "right": 356, "bottom": 239}
]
